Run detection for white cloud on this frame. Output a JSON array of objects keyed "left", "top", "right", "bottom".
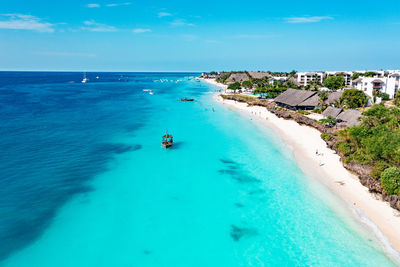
[
  {"left": 87, "top": 3, "right": 100, "bottom": 8},
  {"left": 285, "top": 16, "right": 333, "bottom": 23},
  {"left": 0, "top": 14, "right": 54, "bottom": 32},
  {"left": 106, "top": 2, "right": 131, "bottom": 7},
  {"left": 81, "top": 20, "right": 117, "bottom": 32},
  {"left": 133, "top": 28, "right": 151, "bottom": 33},
  {"left": 158, "top": 12, "right": 172, "bottom": 18},
  {"left": 170, "top": 19, "right": 194, "bottom": 27}
]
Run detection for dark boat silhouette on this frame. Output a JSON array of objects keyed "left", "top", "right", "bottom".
[{"left": 162, "top": 132, "right": 173, "bottom": 148}]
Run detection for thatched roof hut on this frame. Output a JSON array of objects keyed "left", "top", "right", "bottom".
[
  {"left": 248, "top": 72, "right": 271, "bottom": 79},
  {"left": 326, "top": 91, "right": 343, "bottom": 105},
  {"left": 337, "top": 109, "right": 362, "bottom": 127},
  {"left": 297, "top": 94, "right": 319, "bottom": 107},
  {"left": 322, "top": 106, "right": 343, "bottom": 118},
  {"left": 274, "top": 89, "right": 318, "bottom": 109},
  {"left": 226, "top": 73, "right": 250, "bottom": 84}
]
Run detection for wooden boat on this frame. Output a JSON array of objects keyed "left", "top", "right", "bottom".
[
  {"left": 162, "top": 132, "right": 173, "bottom": 148},
  {"left": 179, "top": 98, "right": 194, "bottom": 102}
]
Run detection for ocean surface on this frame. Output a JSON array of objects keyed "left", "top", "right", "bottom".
[{"left": 0, "top": 72, "right": 397, "bottom": 266}]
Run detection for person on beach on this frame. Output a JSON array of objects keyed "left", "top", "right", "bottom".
[{"left": 316, "top": 149, "right": 318, "bottom": 155}]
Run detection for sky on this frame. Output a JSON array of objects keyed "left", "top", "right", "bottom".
[{"left": 0, "top": 0, "right": 399, "bottom": 72}]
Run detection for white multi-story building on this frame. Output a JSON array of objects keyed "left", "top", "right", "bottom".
[
  {"left": 354, "top": 70, "right": 385, "bottom": 78},
  {"left": 296, "top": 72, "right": 323, "bottom": 86},
  {"left": 386, "top": 70, "right": 400, "bottom": 76},
  {"left": 324, "top": 71, "right": 354, "bottom": 87},
  {"left": 352, "top": 75, "right": 400, "bottom": 98},
  {"left": 269, "top": 76, "right": 288, "bottom": 85}
]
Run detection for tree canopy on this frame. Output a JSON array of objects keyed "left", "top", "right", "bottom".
[
  {"left": 334, "top": 104, "right": 400, "bottom": 196},
  {"left": 323, "top": 76, "right": 345, "bottom": 91},
  {"left": 380, "top": 167, "right": 400, "bottom": 195},
  {"left": 340, "top": 89, "right": 367, "bottom": 108},
  {"left": 228, "top": 82, "right": 241, "bottom": 91}
]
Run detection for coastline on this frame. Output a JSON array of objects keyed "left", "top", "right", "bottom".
[{"left": 202, "top": 78, "right": 400, "bottom": 261}]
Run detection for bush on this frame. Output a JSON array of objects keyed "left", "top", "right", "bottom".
[
  {"left": 371, "top": 161, "right": 389, "bottom": 179},
  {"left": 242, "top": 80, "right": 253, "bottom": 89},
  {"left": 319, "top": 116, "right": 337, "bottom": 126},
  {"left": 336, "top": 142, "right": 352, "bottom": 156},
  {"left": 228, "top": 82, "right": 241, "bottom": 90},
  {"left": 377, "top": 93, "right": 390, "bottom": 101},
  {"left": 323, "top": 76, "right": 345, "bottom": 91},
  {"left": 340, "top": 89, "right": 367, "bottom": 108},
  {"left": 380, "top": 167, "right": 400, "bottom": 195},
  {"left": 313, "top": 108, "right": 322, "bottom": 114},
  {"left": 297, "top": 110, "right": 310, "bottom": 115},
  {"left": 321, "top": 133, "right": 333, "bottom": 141}
]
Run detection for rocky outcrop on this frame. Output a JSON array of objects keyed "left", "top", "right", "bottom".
[{"left": 220, "top": 94, "right": 400, "bottom": 211}]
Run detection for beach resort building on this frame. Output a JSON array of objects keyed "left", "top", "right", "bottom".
[
  {"left": 322, "top": 106, "right": 362, "bottom": 128},
  {"left": 352, "top": 76, "right": 400, "bottom": 98},
  {"left": 324, "top": 71, "right": 353, "bottom": 87},
  {"left": 269, "top": 76, "right": 288, "bottom": 85},
  {"left": 354, "top": 70, "right": 385, "bottom": 78},
  {"left": 274, "top": 89, "right": 319, "bottom": 110},
  {"left": 248, "top": 72, "right": 271, "bottom": 79},
  {"left": 325, "top": 91, "right": 343, "bottom": 106},
  {"left": 226, "top": 73, "right": 250, "bottom": 84},
  {"left": 296, "top": 72, "right": 324, "bottom": 86}
]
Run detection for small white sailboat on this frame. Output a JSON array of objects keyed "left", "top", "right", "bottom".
[{"left": 81, "top": 72, "right": 88, "bottom": 83}]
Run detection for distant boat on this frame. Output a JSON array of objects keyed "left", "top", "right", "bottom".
[
  {"left": 149, "top": 91, "right": 154, "bottom": 95},
  {"left": 179, "top": 98, "right": 194, "bottom": 102},
  {"left": 96, "top": 76, "right": 99, "bottom": 79},
  {"left": 81, "top": 72, "right": 88, "bottom": 83},
  {"left": 162, "top": 131, "right": 173, "bottom": 148}
]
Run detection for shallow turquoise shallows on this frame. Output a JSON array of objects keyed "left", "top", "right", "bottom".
[{"left": 2, "top": 73, "right": 397, "bottom": 266}]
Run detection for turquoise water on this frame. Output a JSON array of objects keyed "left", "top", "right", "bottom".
[{"left": 1, "top": 73, "right": 397, "bottom": 266}]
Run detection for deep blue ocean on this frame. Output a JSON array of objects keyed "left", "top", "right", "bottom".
[{"left": 0, "top": 72, "right": 397, "bottom": 266}]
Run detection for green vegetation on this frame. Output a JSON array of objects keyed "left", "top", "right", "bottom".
[
  {"left": 228, "top": 82, "right": 241, "bottom": 91},
  {"left": 242, "top": 80, "right": 253, "bottom": 89},
  {"left": 323, "top": 76, "right": 345, "bottom": 91},
  {"left": 313, "top": 108, "right": 322, "bottom": 114},
  {"left": 380, "top": 167, "right": 400, "bottom": 195},
  {"left": 220, "top": 94, "right": 256, "bottom": 102},
  {"left": 395, "top": 93, "right": 400, "bottom": 107},
  {"left": 297, "top": 110, "right": 310, "bottom": 115},
  {"left": 352, "top": 73, "right": 362, "bottom": 80},
  {"left": 319, "top": 116, "right": 337, "bottom": 127},
  {"left": 335, "top": 104, "right": 400, "bottom": 195},
  {"left": 377, "top": 92, "right": 390, "bottom": 101},
  {"left": 340, "top": 89, "right": 367, "bottom": 108},
  {"left": 321, "top": 133, "right": 333, "bottom": 141},
  {"left": 254, "top": 87, "right": 287, "bottom": 98}
]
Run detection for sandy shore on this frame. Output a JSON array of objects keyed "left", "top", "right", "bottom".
[
  {"left": 198, "top": 78, "right": 228, "bottom": 91},
  {"left": 203, "top": 79, "right": 400, "bottom": 262}
]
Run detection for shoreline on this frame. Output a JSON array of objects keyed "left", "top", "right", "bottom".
[{"left": 201, "top": 79, "right": 400, "bottom": 262}]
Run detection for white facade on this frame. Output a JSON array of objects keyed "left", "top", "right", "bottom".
[
  {"left": 296, "top": 72, "right": 323, "bottom": 86},
  {"left": 352, "top": 76, "right": 400, "bottom": 98},
  {"left": 324, "top": 71, "right": 353, "bottom": 87},
  {"left": 269, "top": 76, "right": 288, "bottom": 84}
]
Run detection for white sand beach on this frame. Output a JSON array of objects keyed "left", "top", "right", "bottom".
[
  {"left": 202, "top": 79, "right": 400, "bottom": 260},
  {"left": 217, "top": 95, "right": 400, "bottom": 258}
]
